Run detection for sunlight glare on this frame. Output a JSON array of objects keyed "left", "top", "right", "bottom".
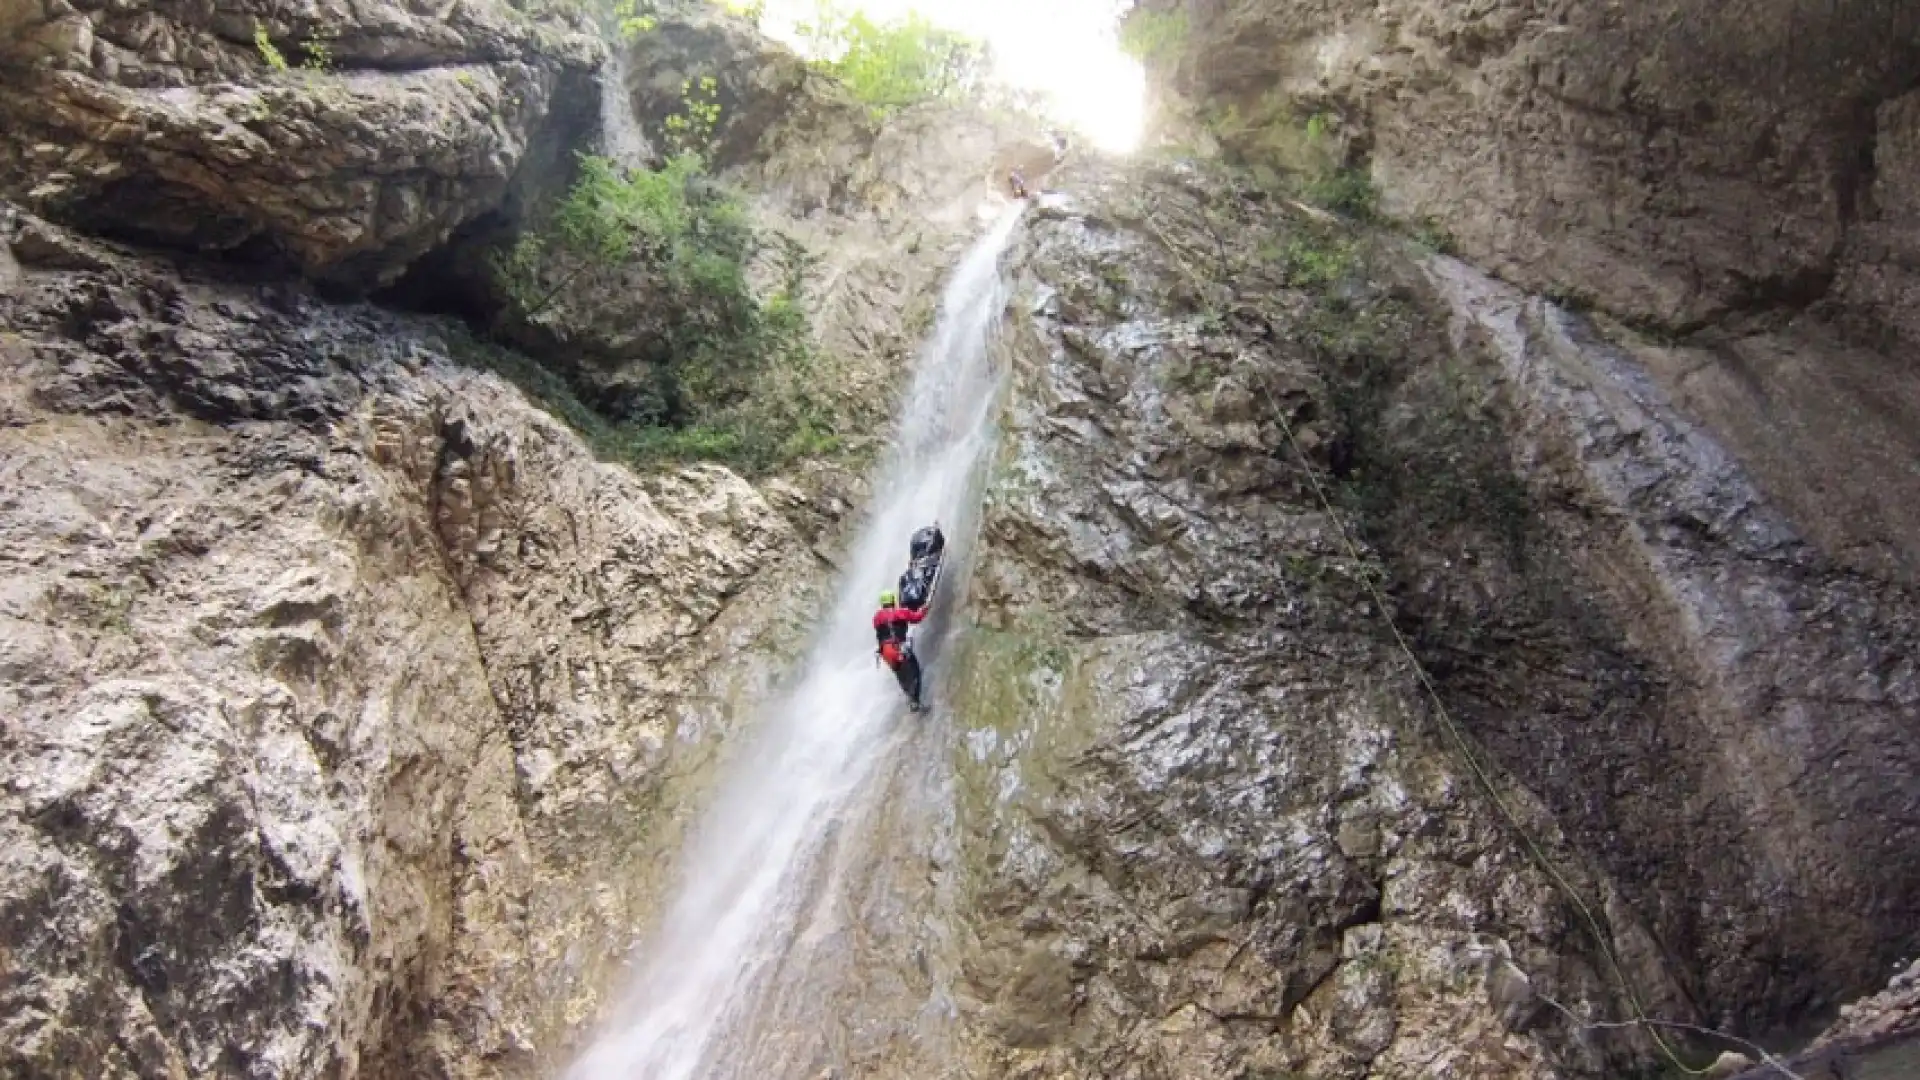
[{"left": 760, "top": 0, "right": 1145, "bottom": 153}]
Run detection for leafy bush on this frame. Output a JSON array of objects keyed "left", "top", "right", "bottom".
[
  {"left": 610, "top": 0, "right": 657, "bottom": 36},
  {"left": 1119, "top": 8, "right": 1189, "bottom": 63},
  {"left": 663, "top": 76, "right": 722, "bottom": 158},
  {"left": 487, "top": 152, "right": 842, "bottom": 474},
  {"left": 796, "top": 3, "right": 985, "bottom": 114},
  {"left": 299, "top": 35, "right": 333, "bottom": 71},
  {"left": 715, "top": 0, "right": 767, "bottom": 25},
  {"left": 1280, "top": 234, "right": 1357, "bottom": 287},
  {"left": 1303, "top": 167, "right": 1377, "bottom": 219},
  {"left": 254, "top": 23, "right": 335, "bottom": 73},
  {"left": 254, "top": 24, "right": 288, "bottom": 71}
]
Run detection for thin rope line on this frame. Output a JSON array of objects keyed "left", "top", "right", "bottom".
[
  {"left": 1537, "top": 993, "right": 1807, "bottom": 1080},
  {"left": 1238, "top": 334, "right": 1712, "bottom": 1076},
  {"left": 1129, "top": 197, "right": 1720, "bottom": 1075}
]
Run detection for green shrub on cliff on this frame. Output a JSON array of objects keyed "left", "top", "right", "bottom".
[
  {"left": 663, "top": 75, "right": 723, "bottom": 158},
  {"left": 1304, "top": 167, "right": 1377, "bottom": 219},
  {"left": 254, "top": 25, "right": 288, "bottom": 71},
  {"left": 796, "top": 3, "right": 985, "bottom": 114},
  {"left": 714, "top": 0, "right": 767, "bottom": 25},
  {"left": 609, "top": 0, "right": 657, "bottom": 36},
  {"left": 488, "top": 152, "right": 839, "bottom": 473}
]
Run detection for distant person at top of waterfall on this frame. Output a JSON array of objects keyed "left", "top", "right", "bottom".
[
  {"left": 1008, "top": 167, "right": 1029, "bottom": 199},
  {"left": 873, "top": 589, "right": 928, "bottom": 711}
]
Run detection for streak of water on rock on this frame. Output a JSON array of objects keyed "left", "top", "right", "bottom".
[
  {"left": 565, "top": 202, "right": 1025, "bottom": 1080},
  {"left": 597, "top": 45, "right": 652, "bottom": 169}
]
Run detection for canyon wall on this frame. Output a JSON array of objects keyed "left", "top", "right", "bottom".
[{"left": 944, "top": 155, "right": 1920, "bottom": 1077}]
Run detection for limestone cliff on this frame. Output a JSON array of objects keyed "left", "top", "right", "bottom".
[
  {"left": 1128, "top": 0, "right": 1920, "bottom": 349},
  {"left": 0, "top": 206, "right": 836, "bottom": 1078},
  {"left": 6, "top": 0, "right": 1919, "bottom": 1076},
  {"left": 0, "top": 0, "right": 606, "bottom": 288},
  {"left": 0, "top": 5, "right": 1035, "bottom": 1076},
  {"left": 1096, "top": 0, "right": 1920, "bottom": 1050},
  {"left": 1126, "top": 0, "right": 1920, "bottom": 594},
  {"left": 944, "top": 156, "right": 1920, "bottom": 1076}
]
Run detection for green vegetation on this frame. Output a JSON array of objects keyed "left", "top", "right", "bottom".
[
  {"left": 299, "top": 36, "right": 333, "bottom": 72},
  {"left": 455, "top": 323, "right": 836, "bottom": 472},
  {"left": 610, "top": 0, "right": 657, "bottom": 36},
  {"left": 796, "top": 2, "right": 985, "bottom": 114},
  {"left": 1311, "top": 300, "right": 1532, "bottom": 563},
  {"left": 1188, "top": 93, "right": 1384, "bottom": 222},
  {"left": 1303, "top": 166, "right": 1377, "bottom": 219},
  {"left": 713, "top": 0, "right": 768, "bottom": 25},
  {"left": 1119, "top": 8, "right": 1189, "bottom": 64},
  {"left": 1277, "top": 234, "right": 1357, "bottom": 287},
  {"left": 485, "top": 134, "right": 843, "bottom": 474},
  {"left": 1125, "top": 162, "right": 1528, "bottom": 571},
  {"left": 254, "top": 23, "right": 336, "bottom": 74},
  {"left": 90, "top": 583, "right": 134, "bottom": 635},
  {"left": 663, "top": 76, "right": 722, "bottom": 158},
  {"left": 254, "top": 24, "right": 288, "bottom": 71}
]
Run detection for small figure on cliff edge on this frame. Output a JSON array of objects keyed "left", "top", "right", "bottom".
[{"left": 1008, "top": 167, "right": 1029, "bottom": 200}]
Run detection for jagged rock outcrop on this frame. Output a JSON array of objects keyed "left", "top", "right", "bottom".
[
  {"left": 1723, "top": 958, "right": 1920, "bottom": 1078},
  {"left": 0, "top": 0, "right": 601, "bottom": 287},
  {"left": 0, "top": 208, "right": 835, "bottom": 1079},
  {"left": 1129, "top": 0, "right": 1920, "bottom": 349},
  {"left": 947, "top": 157, "right": 1920, "bottom": 1076},
  {"left": 1819, "top": 959, "right": 1920, "bottom": 1050},
  {"left": 1416, "top": 257, "right": 1920, "bottom": 1033},
  {"left": 0, "top": 4, "right": 1058, "bottom": 1063},
  {"left": 949, "top": 164, "right": 1662, "bottom": 1079}
]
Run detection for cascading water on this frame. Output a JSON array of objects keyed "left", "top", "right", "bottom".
[
  {"left": 598, "top": 45, "right": 651, "bottom": 169},
  {"left": 566, "top": 203, "right": 1026, "bottom": 1080}
]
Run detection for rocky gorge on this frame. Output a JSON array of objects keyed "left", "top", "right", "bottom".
[{"left": 2, "top": 0, "right": 1918, "bottom": 1078}]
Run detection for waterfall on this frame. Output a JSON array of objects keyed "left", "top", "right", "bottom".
[
  {"left": 565, "top": 204, "right": 1026, "bottom": 1080},
  {"left": 598, "top": 45, "right": 651, "bottom": 169}
]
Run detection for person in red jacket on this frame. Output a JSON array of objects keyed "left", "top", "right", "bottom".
[{"left": 873, "top": 588, "right": 927, "bottom": 710}]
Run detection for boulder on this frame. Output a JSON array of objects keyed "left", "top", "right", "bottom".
[{"left": 0, "top": 0, "right": 602, "bottom": 288}]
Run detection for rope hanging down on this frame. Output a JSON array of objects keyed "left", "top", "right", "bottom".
[
  {"left": 1130, "top": 198, "right": 1802, "bottom": 1080},
  {"left": 1241, "top": 353, "right": 1798, "bottom": 1080}
]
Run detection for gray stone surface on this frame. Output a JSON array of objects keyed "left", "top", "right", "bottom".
[
  {"left": 1131, "top": 0, "right": 1920, "bottom": 348},
  {"left": 0, "top": 0, "right": 602, "bottom": 287}
]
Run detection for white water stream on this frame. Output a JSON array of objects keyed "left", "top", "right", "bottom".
[
  {"left": 598, "top": 45, "right": 652, "bottom": 169},
  {"left": 565, "top": 204, "right": 1025, "bottom": 1080}
]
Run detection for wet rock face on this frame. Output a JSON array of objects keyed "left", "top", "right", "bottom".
[
  {"left": 954, "top": 160, "right": 1920, "bottom": 1076},
  {"left": 0, "top": 0, "right": 601, "bottom": 288},
  {"left": 949, "top": 165, "right": 1662, "bottom": 1079},
  {"left": 444, "top": 4, "right": 1050, "bottom": 473},
  {"left": 1416, "top": 261, "right": 1920, "bottom": 1029},
  {"left": 1133, "top": 0, "right": 1920, "bottom": 345},
  {"left": 0, "top": 211, "right": 826, "bottom": 1079},
  {"left": 1715, "top": 957, "right": 1920, "bottom": 1078}
]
